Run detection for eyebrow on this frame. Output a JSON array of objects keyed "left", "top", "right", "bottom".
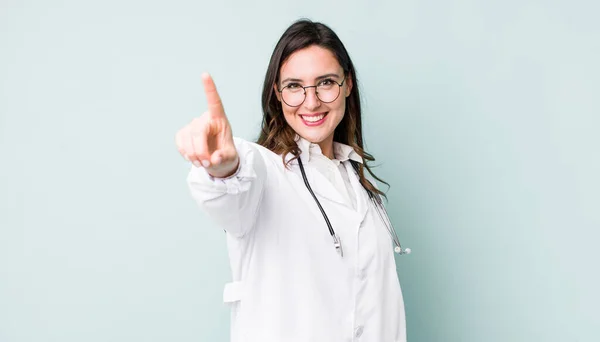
[{"left": 280, "top": 73, "right": 341, "bottom": 84}]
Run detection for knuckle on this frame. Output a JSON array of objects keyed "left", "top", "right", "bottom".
[
  {"left": 190, "top": 126, "right": 204, "bottom": 136},
  {"left": 180, "top": 125, "right": 190, "bottom": 136},
  {"left": 190, "top": 118, "right": 204, "bottom": 129},
  {"left": 176, "top": 134, "right": 187, "bottom": 147},
  {"left": 175, "top": 129, "right": 186, "bottom": 142}
]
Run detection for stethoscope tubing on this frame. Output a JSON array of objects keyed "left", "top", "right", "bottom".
[{"left": 297, "top": 157, "right": 410, "bottom": 257}]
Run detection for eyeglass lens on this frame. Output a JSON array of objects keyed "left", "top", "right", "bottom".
[{"left": 281, "top": 80, "right": 342, "bottom": 107}]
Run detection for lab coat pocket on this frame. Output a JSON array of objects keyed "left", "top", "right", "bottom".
[
  {"left": 223, "top": 281, "right": 244, "bottom": 304},
  {"left": 223, "top": 281, "right": 244, "bottom": 339}
]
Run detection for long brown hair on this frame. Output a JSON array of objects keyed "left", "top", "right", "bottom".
[{"left": 257, "top": 19, "right": 388, "bottom": 197}]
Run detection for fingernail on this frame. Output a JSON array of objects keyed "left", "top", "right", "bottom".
[
  {"left": 184, "top": 155, "right": 190, "bottom": 161},
  {"left": 192, "top": 161, "right": 201, "bottom": 168},
  {"left": 201, "top": 160, "right": 210, "bottom": 167}
]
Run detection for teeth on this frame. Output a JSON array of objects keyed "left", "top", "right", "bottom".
[{"left": 303, "top": 114, "right": 325, "bottom": 122}]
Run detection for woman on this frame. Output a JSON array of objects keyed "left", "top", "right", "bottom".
[{"left": 176, "top": 19, "right": 407, "bottom": 342}]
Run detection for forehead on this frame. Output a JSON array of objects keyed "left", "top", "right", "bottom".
[{"left": 280, "top": 45, "right": 342, "bottom": 79}]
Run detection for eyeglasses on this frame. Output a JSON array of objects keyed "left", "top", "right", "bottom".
[{"left": 277, "top": 77, "right": 346, "bottom": 107}]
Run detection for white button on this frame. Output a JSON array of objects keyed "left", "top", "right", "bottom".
[
  {"left": 355, "top": 326, "right": 364, "bottom": 338},
  {"left": 357, "top": 270, "right": 366, "bottom": 280}
]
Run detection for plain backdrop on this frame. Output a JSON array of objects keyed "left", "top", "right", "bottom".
[{"left": 1, "top": 0, "right": 598, "bottom": 341}]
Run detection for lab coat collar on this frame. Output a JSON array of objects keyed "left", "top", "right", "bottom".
[
  {"left": 284, "top": 135, "right": 367, "bottom": 212},
  {"left": 287, "top": 135, "right": 364, "bottom": 165}
]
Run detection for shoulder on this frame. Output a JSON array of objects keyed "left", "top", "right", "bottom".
[{"left": 233, "top": 137, "right": 287, "bottom": 169}]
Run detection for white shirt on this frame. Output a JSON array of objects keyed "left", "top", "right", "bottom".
[
  {"left": 188, "top": 137, "right": 406, "bottom": 342},
  {"left": 296, "top": 137, "right": 360, "bottom": 210}
]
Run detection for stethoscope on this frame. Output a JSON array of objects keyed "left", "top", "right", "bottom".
[{"left": 297, "top": 157, "right": 411, "bottom": 257}]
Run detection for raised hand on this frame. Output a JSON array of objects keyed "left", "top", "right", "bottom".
[{"left": 176, "top": 73, "right": 239, "bottom": 178}]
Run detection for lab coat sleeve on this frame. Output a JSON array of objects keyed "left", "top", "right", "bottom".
[{"left": 187, "top": 137, "right": 267, "bottom": 237}]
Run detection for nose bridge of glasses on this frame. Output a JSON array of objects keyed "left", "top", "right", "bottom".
[
  {"left": 303, "top": 85, "right": 320, "bottom": 102},
  {"left": 303, "top": 85, "right": 318, "bottom": 94}
]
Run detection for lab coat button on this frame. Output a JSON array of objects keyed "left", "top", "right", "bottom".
[
  {"left": 355, "top": 326, "right": 364, "bottom": 338},
  {"left": 357, "top": 270, "right": 366, "bottom": 280}
]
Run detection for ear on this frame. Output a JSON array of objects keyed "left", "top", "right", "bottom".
[
  {"left": 344, "top": 74, "right": 353, "bottom": 97},
  {"left": 273, "top": 83, "right": 282, "bottom": 101}
]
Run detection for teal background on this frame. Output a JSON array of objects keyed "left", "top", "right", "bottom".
[{"left": 1, "top": 1, "right": 598, "bottom": 341}]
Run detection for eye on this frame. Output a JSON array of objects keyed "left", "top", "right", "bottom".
[
  {"left": 286, "top": 83, "right": 302, "bottom": 89},
  {"left": 318, "top": 79, "right": 335, "bottom": 86}
]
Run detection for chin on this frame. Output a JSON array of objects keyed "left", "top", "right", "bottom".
[{"left": 299, "top": 131, "right": 331, "bottom": 144}]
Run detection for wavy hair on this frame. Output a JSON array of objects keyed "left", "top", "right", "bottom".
[{"left": 257, "top": 19, "right": 388, "bottom": 197}]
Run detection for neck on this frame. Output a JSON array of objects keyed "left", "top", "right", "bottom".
[{"left": 317, "top": 136, "right": 335, "bottom": 159}]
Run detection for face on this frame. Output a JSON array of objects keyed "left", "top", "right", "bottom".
[{"left": 274, "top": 45, "right": 352, "bottom": 148}]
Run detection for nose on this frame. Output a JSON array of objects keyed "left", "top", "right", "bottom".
[{"left": 303, "top": 86, "right": 321, "bottom": 110}]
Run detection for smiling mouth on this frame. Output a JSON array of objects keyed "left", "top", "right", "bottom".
[{"left": 300, "top": 112, "right": 328, "bottom": 125}]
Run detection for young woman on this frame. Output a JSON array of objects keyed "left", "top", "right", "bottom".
[{"left": 176, "top": 19, "right": 408, "bottom": 342}]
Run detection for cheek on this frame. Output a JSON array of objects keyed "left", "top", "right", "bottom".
[
  {"left": 331, "top": 97, "right": 346, "bottom": 115},
  {"left": 282, "top": 106, "right": 298, "bottom": 123}
]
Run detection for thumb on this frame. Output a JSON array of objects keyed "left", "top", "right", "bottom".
[
  {"left": 210, "top": 145, "right": 237, "bottom": 165},
  {"left": 210, "top": 150, "right": 224, "bottom": 166}
]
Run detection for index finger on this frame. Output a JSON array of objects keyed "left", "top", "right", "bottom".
[{"left": 201, "top": 72, "right": 225, "bottom": 117}]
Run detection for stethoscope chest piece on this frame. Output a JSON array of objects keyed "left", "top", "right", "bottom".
[{"left": 333, "top": 234, "right": 343, "bottom": 257}]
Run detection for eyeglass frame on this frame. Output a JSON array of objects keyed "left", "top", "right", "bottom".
[{"left": 276, "top": 75, "right": 347, "bottom": 107}]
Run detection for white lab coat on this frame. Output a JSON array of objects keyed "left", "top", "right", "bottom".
[{"left": 188, "top": 137, "right": 406, "bottom": 342}]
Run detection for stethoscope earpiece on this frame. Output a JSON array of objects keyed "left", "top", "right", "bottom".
[{"left": 395, "top": 247, "right": 411, "bottom": 255}]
